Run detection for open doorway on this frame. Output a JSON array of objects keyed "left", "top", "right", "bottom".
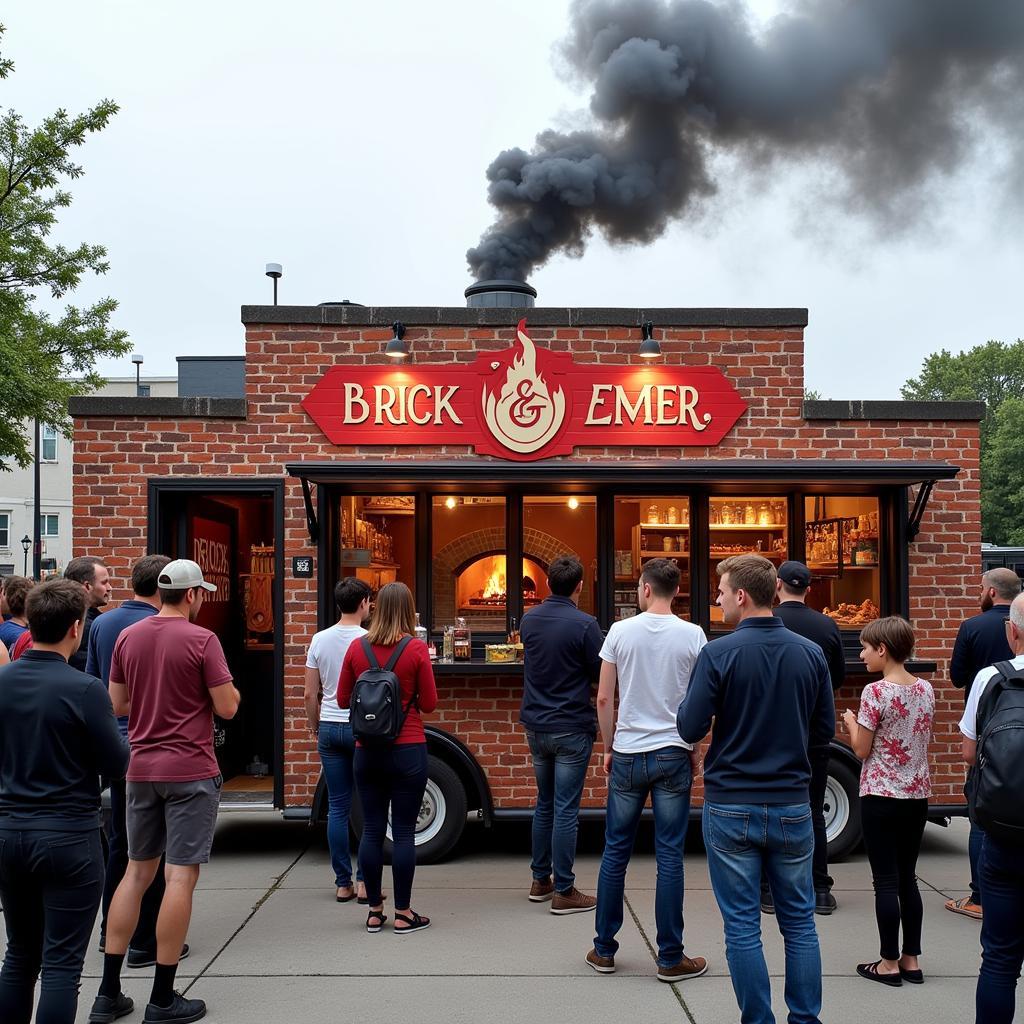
[{"left": 150, "top": 481, "right": 283, "bottom": 807}]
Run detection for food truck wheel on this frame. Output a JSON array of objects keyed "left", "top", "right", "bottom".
[
  {"left": 824, "top": 758, "right": 861, "bottom": 860},
  {"left": 349, "top": 756, "right": 469, "bottom": 864}
]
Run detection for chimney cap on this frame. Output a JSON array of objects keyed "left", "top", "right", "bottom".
[{"left": 464, "top": 279, "right": 537, "bottom": 308}]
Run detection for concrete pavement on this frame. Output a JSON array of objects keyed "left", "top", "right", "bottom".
[{"left": 2, "top": 813, "right": 1012, "bottom": 1022}]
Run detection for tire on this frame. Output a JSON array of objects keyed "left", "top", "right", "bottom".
[
  {"left": 349, "top": 755, "right": 468, "bottom": 865},
  {"left": 824, "top": 757, "right": 861, "bottom": 860}
]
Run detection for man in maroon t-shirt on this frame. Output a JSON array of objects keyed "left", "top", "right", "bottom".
[{"left": 89, "top": 559, "right": 241, "bottom": 1024}]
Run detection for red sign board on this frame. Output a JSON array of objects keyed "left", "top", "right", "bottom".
[{"left": 302, "top": 321, "right": 747, "bottom": 462}]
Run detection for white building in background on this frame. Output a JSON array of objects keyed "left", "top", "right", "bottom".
[{"left": 0, "top": 376, "right": 177, "bottom": 577}]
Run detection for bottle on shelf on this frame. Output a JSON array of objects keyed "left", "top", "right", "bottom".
[
  {"left": 441, "top": 624, "right": 455, "bottom": 663},
  {"left": 414, "top": 612, "right": 428, "bottom": 645},
  {"left": 507, "top": 616, "right": 520, "bottom": 644},
  {"left": 453, "top": 617, "right": 472, "bottom": 660}
]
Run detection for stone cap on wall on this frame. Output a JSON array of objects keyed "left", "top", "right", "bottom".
[
  {"left": 804, "top": 400, "right": 986, "bottom": 421},
  {"left": 240, "top": 304, "right": 809, "bottom": 329},
  {"left": 69, "top": 396, "right": 247, "bottom": 418}
]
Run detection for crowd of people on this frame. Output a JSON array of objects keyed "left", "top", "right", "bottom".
[{"left": 0, "top": 554, "right": 1022, "bottom": 1024}]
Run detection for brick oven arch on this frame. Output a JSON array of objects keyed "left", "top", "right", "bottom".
[{"left": 432, "top": 527, "right": 586, "bottom": 623}]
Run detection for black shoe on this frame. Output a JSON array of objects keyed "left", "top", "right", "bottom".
[
  {"left": 815, "top": 891, "right": 838, "bottom": 915},
  {"left": 760, "top": 890, "right": 775, "bottom": 914},
  {"left": 143, "top": 991, "right": 207, "bottom": 1024},
  {"left": 88, "top": 992, "right": 135, "bottom": 1023},
  {"left": 128, "top": 943, "right": 190, "bottom": 969}
]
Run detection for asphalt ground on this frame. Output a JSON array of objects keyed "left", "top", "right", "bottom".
[{"left": 1, "top": 812, "right": 1014, "bottom": 1023}]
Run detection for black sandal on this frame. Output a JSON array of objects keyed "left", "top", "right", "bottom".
[
  {"left": 857, "top": 960, "right": 902, "bottom": 987},
  {"left": 394, "top": 911, "right": 431, "bottom": 935},
  {"left": 365, "top": 910, "right": 387, "bottom": 933}
]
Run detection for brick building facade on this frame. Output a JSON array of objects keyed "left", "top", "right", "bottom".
[{"left": 70, "top": 302, "right": 983, "bottom": 858}]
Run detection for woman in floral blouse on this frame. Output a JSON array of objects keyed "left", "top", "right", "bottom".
[{"left": 842, "top": 616, "right": 935, "bottom": 988}]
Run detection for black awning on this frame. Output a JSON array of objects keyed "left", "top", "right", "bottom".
[{"left": 285, "top": 459, "right": 959, "bottom": 492}]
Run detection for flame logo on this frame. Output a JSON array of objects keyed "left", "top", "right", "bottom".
[{"left": 482, "top": 320, "right": 566, "bottom": 454}]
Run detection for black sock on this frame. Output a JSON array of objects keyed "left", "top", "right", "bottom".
[
  {"left": 99, "top": 952, "right": 125, "bottom": 998},
  {"left": 149, "top": 962, "right": 178, "bottom": 1009}
]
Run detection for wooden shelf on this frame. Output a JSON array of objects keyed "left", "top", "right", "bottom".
[
  {"left": 638, "top": 523, "right": 691, "bottom": 529},
  {"left": 710, "top": 524, "right": 786, "bottom": 531},
  {"left": 639, "top": 551, "right": 690, "bottom": 558}
]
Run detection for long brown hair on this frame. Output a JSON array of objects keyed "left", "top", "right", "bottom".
[{"left": 366, "top": 581, "right": 417, "bottom": 646}]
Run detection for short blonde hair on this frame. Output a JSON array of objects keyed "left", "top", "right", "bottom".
[
  {"left": 365, "top": 582, "right": 416, "bottom": 647},
  {"left": 717, "top": 555, "right": 777, "bottom": 609}
]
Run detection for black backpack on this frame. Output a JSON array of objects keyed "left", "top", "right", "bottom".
[
  {"left": 970, "top": 660, "right": 1024, "bottom": 845},
  {"left": 350, "top": 636, "right": 416, "bottom": 745}
]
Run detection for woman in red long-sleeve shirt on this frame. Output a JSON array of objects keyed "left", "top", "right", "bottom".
[{"left": 339, "top": 582, "right": 438, "bottom": 935}]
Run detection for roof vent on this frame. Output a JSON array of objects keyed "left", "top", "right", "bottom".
[{"left": 464, "top": 279, "right": 537, "bottom": 308}]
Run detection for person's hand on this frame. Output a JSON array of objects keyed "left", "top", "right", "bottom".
[
  {"left": 603, "top": 752, "right": 613, "bottom": 775},
  {"left": 841, "top": 709, "right": 857, "bottom": 733}
]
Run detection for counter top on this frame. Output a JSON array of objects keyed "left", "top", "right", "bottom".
[{"left": 429, "top": 658, "right": 939, "bottom": 676}]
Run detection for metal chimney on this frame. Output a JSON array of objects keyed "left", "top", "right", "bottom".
[{"left": 465, "top": 279, "right": 537, "bottom": 308}]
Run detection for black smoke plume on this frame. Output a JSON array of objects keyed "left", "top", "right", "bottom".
[{"left": 467, "top": 0, "right": 1024, "bottom": 281}]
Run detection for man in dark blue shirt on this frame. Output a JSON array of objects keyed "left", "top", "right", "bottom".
[
  {"left": 520, "top": 555, "right": 603, "bottom": 914},
  {"left": 947, "top": 566, "right": 1022, "bottom": 921},
  {"left": 85, "top": 554, "right": 174, "bottom": 968},
  {"left": 0, "top": 579, "right": 129, "bottom": 1024},
  {"left": 679, "top": 555, "right": 832, "bottom": 1024}
]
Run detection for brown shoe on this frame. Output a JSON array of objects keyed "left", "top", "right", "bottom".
[
  {"left": 585, "top": 948, "right": 615, "bottom": 974},
  {"left": 945, "top": 896, "right": 982, "bottom": 920},
  {"left": 529, "top": 877, "right": 555, "bottom": 903},
  {"left": 657, "top": 955, "right": 709, "bottom": 983},
  {"left": 550, "top": 887, "right": 597, "bottom": 915}
]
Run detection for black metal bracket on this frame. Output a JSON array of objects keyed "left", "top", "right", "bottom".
[
  {"left": 907, "top": 479, "right": 936, "bottom": 542},
  {"left": 299, "top": 476, "right": 319, "bottom": 544}
]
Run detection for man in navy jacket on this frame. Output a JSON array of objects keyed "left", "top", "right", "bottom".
[
  {"left": 678, "top": 555, "right": 833, "bottom": 1024},
  {"left": 520, "top": 555, "right": 603, "bottom": 914},
  {"left": 947, "top": 566, "right": 1022, "bottom": 920}
]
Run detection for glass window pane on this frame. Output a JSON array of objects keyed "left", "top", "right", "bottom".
[
  {"left": 524, "top": 495, "right": 598, "bottom": 618},
  {"left": 0, "top": 513, "right": 9, "bottom": 548},
  {"left": 431, "top": 496, "right": 506, "bottom": 633},
  {"left": 614, "top": 496, "right": 691, "bottom": 622},
  {"left": 803, "top": 496, "right": 881, "bottom": 629},
  {"left": 338, "top": 495, "right": 416, "bottom": 603},
  {"left": 709, "top": 497, "right": 788, "bottom": 630},
  {"left": 42, "top": 426, "right": 57, "bottom": 462}
]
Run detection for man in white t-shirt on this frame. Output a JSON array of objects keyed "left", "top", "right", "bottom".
[
  {"left": 304, "top": 577, "right": 371, "bottom": 903},
  {"left": 585, "top": 558, "right": 709, "bottom": 983},
  {"left": 959, "top": 592, "right": 1024, "bottom": 1023}
]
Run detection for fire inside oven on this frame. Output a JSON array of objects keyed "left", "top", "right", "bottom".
[{"left": 455, "top": 555, "right": 547, "bottom": 626}]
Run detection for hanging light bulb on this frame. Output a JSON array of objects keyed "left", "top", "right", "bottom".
[
  {"left": 567, "top": 496, "right": 580, "bottom": 510},
  {"left": 445, "top": 496, "right": 457, "bottom": 510}
]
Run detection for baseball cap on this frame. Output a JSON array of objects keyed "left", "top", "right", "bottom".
[
  {"left": 778, "top": 560, "right": 811, "bottom": 589},
  {"left": 158, "top": 558, "right": 218, "bottom": 592}
]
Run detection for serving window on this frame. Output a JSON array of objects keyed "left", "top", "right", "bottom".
[{"left": 339, "top": 495, "right": 416, "bottom": 595}]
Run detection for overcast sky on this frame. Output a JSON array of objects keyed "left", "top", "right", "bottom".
[{"left": 4, "top": 1, "right": 1021, "bottom": 398}]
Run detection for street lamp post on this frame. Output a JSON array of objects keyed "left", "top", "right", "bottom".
[
  {"left": 131, "top": 352, "right": 144, "bottom": 396},
  {"left": 21, "top": 535, "right": 30, "bottom": 577}
]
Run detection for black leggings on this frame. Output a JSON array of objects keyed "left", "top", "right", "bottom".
[
  {"left": 354, "top": 743, "right": 428, "bottom": 910},
  {"left": 860, "top": 795, "right": 928, "bottom": 961}
]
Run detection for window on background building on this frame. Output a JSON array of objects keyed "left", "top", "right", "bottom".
[
  {"left": 803, "top": 495, "right": 881, "bottom": 629},
  {"left": 39, "top": 514, "right": 59, "bottom": 537},
  {"left": 613, "top": 496, "right": 692, "bottom": 622},
  {"left": 338, "top": 494, "right": 416, "bottom": 609},
  {"left": 41, "top": 425, "right": 58, "bottom": 462},
  {"left": 0, "top": 512, "right": 10, "bottom": 549},
  {"left": 709, "top": 496, "right": 789, "bottom": 631},
  {"left": 524, "top": 495, "right": 598, "bottom": 618},
  {"left": 431, "top": 496, "right": 506, "bottom": 634}
]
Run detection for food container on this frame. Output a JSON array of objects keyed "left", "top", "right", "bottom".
[
  {"left": 663, "top": 536, "right": 675, "bottom": 551},
  {"left": 485, "top": 644, "right": 517, "bottom": 663},
  {"left": 667, "top": 506, "right": 679, "bottom": 525},
  {"left": 647, "top": 505, "right": 660, "bottom": 524}
]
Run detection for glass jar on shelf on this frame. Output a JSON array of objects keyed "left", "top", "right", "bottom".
[
  {"left": 667, "top": 506, "right": 679, "bottom": 525},
  {"left": 647, "top": 504, "right": 660, "bottom": 524},
  {"left": 721, "top": 503, "right": 735, "bottom": 525},
  {"left": 710, "top": 503, "right": 721, "bottom": 525},
  {"left": 744, "top": 503, "right": 757, "bottom": 525},
  {"left": 663, "top": 535, "right": 675, "bottom": 552},
  {"left": 453, "top": 617, "right": 472, "bottom": 660}
]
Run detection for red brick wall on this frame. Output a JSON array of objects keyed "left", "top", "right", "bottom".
[{"left": 73, "top": 321, "right": 981, "bottom": 808}]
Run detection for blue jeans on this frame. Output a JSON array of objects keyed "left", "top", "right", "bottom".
[
  {"left": 704, "top": 802, "right": 822, "bottom": 1024},
  {"left": 976, "top": 835, "right": 1024, "bottom": 1024},
  {"left": 318, "top": 721, "right": 362, "bottom": 888},
  {"left": 968, "top": 820, "right": 985, "bottom": 906},
  {"left": 595, "top": 746, "right": 692, "bottom": 967},
  {"left": 0, "top": 828, "right": 104, "bottom": 1024},
  {"left": 526, "top": 730, "right": 593, "bottom": 893}
]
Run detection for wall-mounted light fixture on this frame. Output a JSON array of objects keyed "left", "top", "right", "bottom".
[
  {"left": 385, "top": 321, "right": 408, "bottom": 361},
  {"left": 639, "top": 320, "right": 661, "bottom": 359}
]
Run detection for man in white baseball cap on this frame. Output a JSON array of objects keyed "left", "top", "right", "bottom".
[{"left": 90, "top": 557, "right": 240, "bottom": 1024}]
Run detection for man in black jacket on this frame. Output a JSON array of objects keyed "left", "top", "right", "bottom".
[
  {"left": 0, "top": 579, "right": 129, "bottom": 1024},
  {"left": 947, "top": 566, "right": 1021, "bottom": 920},
  {"left": 63, "top": 555, "right": 112, "bottom": 672},
  {"left": 769, "top": 561, "right": 845, "bottom": 915},
  {"left": 520, "top": 556, "right": 603, "bottom": 914}
]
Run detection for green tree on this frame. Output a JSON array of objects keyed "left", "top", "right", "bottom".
[
  {"left": 982, "top": 398, "right": 1024, "bottom": 546},
  {"left": 0, "top": 23, "right": 128, "bottom": 470},
  {"left": 901, "top": 339, "right": 1024, "bottom": 543}
]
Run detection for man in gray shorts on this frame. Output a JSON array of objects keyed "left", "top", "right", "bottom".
[{"left": 89, "top": 560, "right": 240, "bottom": 1024}]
